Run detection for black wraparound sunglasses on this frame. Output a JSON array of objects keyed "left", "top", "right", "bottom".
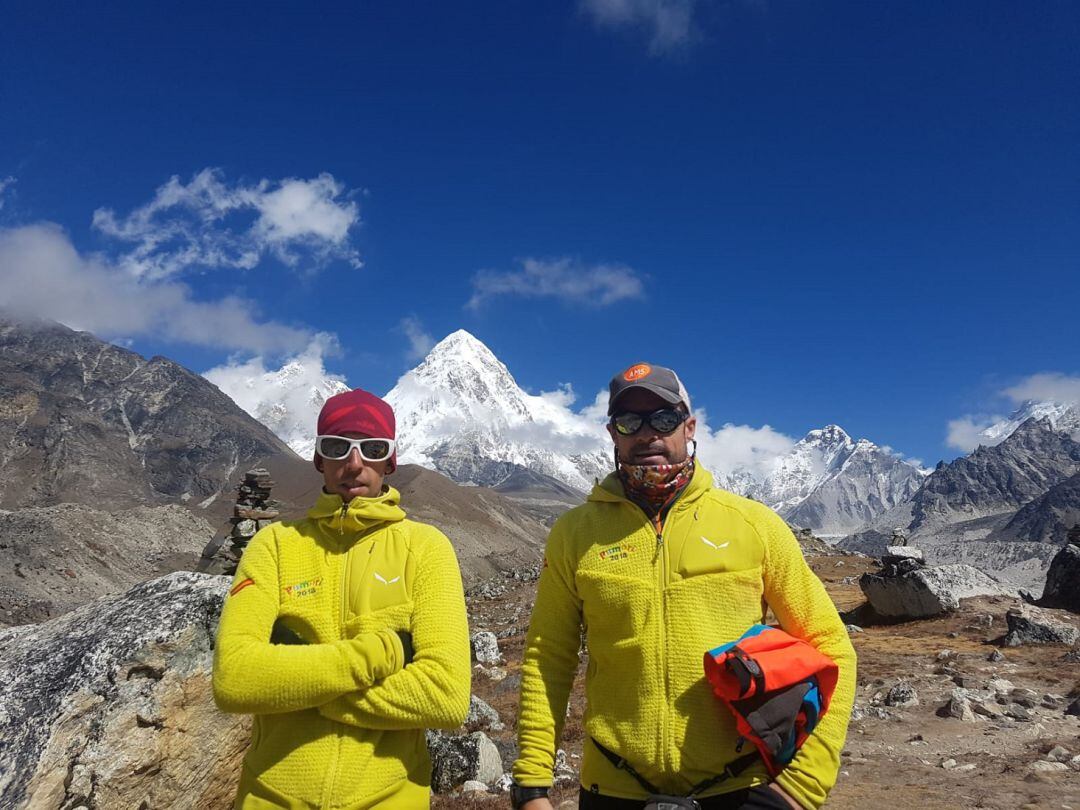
[{"left": 610, "top": 408, "right": 688, "bottom": 436}]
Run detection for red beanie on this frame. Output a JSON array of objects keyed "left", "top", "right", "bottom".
[{"left": 315, "top": 389, "right": 397, "bottom": 472}]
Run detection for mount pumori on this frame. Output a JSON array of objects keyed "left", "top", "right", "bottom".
[{"left": 384, "top": 330, "right": 612, "bottom": 492}]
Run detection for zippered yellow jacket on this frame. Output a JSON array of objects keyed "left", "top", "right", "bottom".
[
  {"left": 213, "top": 487, "right": 471, "bottom": 809},
  {"left": 513, "top": 463, "right": 856, "bottom": 809}
]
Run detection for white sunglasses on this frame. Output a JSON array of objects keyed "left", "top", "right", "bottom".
[{"left": 315, "top": 435, "right": 396, "bottom": 462}]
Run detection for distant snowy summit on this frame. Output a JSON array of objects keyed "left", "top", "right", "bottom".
[
  {"left": 977, "top": 400, "right": 1080, "bottom": 447},
  {"left": 385, "top": 330, "right": 611, "bottom": 492},
  {"left": 723, "top": 424, "right": 928, "bottom": 537}
]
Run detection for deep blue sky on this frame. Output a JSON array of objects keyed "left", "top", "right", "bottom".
[{"left": 2, "top": 1, "right": 1078, "bottom": 465}]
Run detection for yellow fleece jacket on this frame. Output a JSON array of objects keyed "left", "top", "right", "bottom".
[
  {"left": 513, "top": 463, "right": 856, "bottom": 809},
  {"left": 213, "top": 487, "right": 471, "bottom": 810}
]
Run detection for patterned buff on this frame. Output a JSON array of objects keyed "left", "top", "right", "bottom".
[{"left": 618, "top": 455, "right": 695, "bottom": 518}]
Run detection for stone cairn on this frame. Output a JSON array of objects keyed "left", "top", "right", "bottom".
[
  {"left": 198, "top": 469, "right": 281, "bottom": 575},
  {"left": 228, "top": 469, "right": 280, "bottom": 560}
]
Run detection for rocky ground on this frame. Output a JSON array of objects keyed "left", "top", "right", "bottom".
[
  {"left": 2, "top": 546, "right": 1076, "bottom": 809},
  {"left": 436, "top": 549, "right": 1080, "bottom": 809}
]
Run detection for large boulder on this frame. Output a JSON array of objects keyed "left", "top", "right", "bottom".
[
  {"left": 1002, "top": 605, "right": 1080, "bottom": 647},
  {"left": 859, "top": 563, "right": 1013, "bottom": 619},
  {"left": 1037, "top": 527, "right": 1080, "bottom": 612},
  {"left": 427, "top": 730, "right": 504, "bottom": 792},
  {"left": 0, "top": 571, "right": 246, "bottom": 809}
]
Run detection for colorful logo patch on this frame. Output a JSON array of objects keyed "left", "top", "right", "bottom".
[
  {"left": 283, "top": 577, "right": 323, "bottom": 599},
  {"left": 623, "top": 363, "right": 652, "bottom": 381},
  {"left": 598, "top": 543, "right": 635, "bottom": 562}
]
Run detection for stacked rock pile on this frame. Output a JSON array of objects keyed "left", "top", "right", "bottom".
[
  {"left": 227, "top": 469, "right": 280, "bottom": 561},
  {"left": 197, "top": 469, "right": 281, "bottom": 575}
]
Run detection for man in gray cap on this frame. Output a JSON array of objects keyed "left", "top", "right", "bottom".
[{"left": 511, "top": 363, "right": 855, "bottom": 810}]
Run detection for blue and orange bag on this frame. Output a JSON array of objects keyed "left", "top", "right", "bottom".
[{"left": 704, "top": 625, "right": 838, "bottom": 776}]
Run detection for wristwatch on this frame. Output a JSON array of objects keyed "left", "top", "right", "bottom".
[{"left": 510, "top": 784, "right": 549, "bottom": 808}]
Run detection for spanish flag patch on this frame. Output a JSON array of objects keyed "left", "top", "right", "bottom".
[{"left": 230, "top": 578, "right": 255, "bottom": 596}]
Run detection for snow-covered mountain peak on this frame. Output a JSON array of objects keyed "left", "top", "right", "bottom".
[
  {"left": 384, "top": 332, "right": 611, "bottom": 491},
  {"left": 980, "top": 400, "right": 1080, "bottom": 446},
  {"left": 801, "top": 425, "right": 854, "bottom": 452}
]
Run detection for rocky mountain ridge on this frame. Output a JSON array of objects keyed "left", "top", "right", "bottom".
[{"left": 0, "top": 315, "right": 301, "bottom": 513}]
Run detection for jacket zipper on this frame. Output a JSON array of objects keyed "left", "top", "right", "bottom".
[
  {"left": 325, "top": 514, "right": 350, "bottom": 807},
  {"left": 627, "top": 498, "right": 679, "bottom": 786}
]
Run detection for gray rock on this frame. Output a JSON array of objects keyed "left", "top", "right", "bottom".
[
  {"left": 427, "top": 730, "right": 504, "bottom": 792},
  {"left": 987, "top": 649, "right": 1006, "bottom": 662},
  {"left": 939, "top": 690, "right": 977, "bottom": 722},
  {"left": 884, "top": 546, "right": 925, "bottom": 564},
  {"left": 0, "top": 571, "right": 246, "bottom": 809},
  {"left": 859, "top": 564, "right": 1012, "bottom": 620},
  {"left": 553, "top": 748, "right": 577, "bottom": 787},
  {"left": 462, "top": 780, "right": 489, "bottom": 793},
  {"left": 1037, "top": 535, "right": 1080, "bottom": 612},
  {"left": 883, "top": 681, "right": 919, "bottom": 707},
  {"left": 471, "top": 630, "right": 502, "bottom": 664},
  {"left": 465, "top": 695, "right": 504, "bottom": 731},
  {"left": 1002, "top": 605, "right": 1080, "bottom": 646},
  {"left": 1066, "top": 697, "right": 1080, "bottom": 717}
]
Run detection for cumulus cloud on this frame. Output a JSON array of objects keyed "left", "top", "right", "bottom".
[
  {"left": 0, "top": 223, "right": 315, "bottom": 353},
  {"left": 693, "top": 415, "right": 797, "bottom": 480},
  {"left": 468, "top": 256, "right": 645, "bottom": 309},
  {"left": 400, "top": 315, "right": 434, "bottom": 361},
  {"left": 945, "top": 372, "right": 1080, "bottom": 452},
  {"left": 580, "top": 0, "right": 698, "bottom": 55},
  {"left": 203, "top": 337, "right": 349, "bottom": 458},
  {"left": 92, "top": 168, "right": 361, "bottom": 280}
]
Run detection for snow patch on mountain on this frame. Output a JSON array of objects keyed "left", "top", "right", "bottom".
[
  {"left": 203, "top": 342, "right": 348, "bottom": 458},
  {"left": 947, "top": 400, "right": 1080, "bottom": 452}
]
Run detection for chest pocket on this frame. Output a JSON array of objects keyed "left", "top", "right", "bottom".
[
  {"left": 673, "top": 531, "right": 760, "bottom": 579},
  {"left": 344, "top": 530, "right": 413, "bottom": 619}
]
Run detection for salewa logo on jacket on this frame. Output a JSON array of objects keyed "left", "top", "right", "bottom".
[
  {"left": 374, "top": 572, "right": 401, "bottom": 585},
  {"left": 700, "top": 537, "right": 730, "bottom": 550}
]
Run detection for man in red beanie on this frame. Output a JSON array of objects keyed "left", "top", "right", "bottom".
[{"left": 214, "top": 388, "right": 472, "bottom": 809}]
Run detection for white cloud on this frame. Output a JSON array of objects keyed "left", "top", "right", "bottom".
[
  {"left": 400, "top": 315, "right": 434, "bottom": 361},
  {"left": 0, "top": 176, "right": 15, "bottom": 211},
  {"left": 92, "top": 168, "right": 361, "bottom": 280},
  {"left": 0, "top": 223, "right": 316, "bottom": 353},
  {"left": 945, "top": 415, "right": 1005, "bottom": 453},
  {"left": 693, "top": 414, "right": 797, "bottom": 479},
  {"left": 468, "top": 256, "right": 645, "bottom": 309},
  {"left": 1003, "top": 372, "right": 1080, "bottom": 406},
  {"left": 580, "top": 0, "right": 698, "bottom": 55},
  {"left": 203, "top": 337, "right": 349, "bottom": 458}
]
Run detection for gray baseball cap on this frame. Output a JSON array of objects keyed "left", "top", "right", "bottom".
[{"left": 607, "top": 362, "right": 691, "bottom": 416}]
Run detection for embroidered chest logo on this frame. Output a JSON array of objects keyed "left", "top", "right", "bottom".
[
  {"left": 282, "top": 577, "right": 323, "bottom": 599},
  {"left": 374, "top": 572, "right": 401, "bottom": 585},
  {"left": 701, "top": 537, "right": 730, "bottom": 550},
  {"left": 598, "top": 543, "right": 636, "bottom": 563}
]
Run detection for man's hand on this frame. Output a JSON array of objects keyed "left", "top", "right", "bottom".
[{"left": 767, "top": 782, "right": 802, "bottom": 809}]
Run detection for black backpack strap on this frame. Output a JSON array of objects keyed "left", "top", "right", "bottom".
[
  {"left": 687, "top": 752, "right": 760, "bottom": 797},
  {"left": 591, "top": 737, "right": 662, "bottom": 795},
  {"left": 591, "top": 738, "right": 760, "bottom": 798}
]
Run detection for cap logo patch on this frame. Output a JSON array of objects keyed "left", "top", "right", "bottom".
[{"left": 623, "top": 363, "right": 652, "bottom": 382}]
